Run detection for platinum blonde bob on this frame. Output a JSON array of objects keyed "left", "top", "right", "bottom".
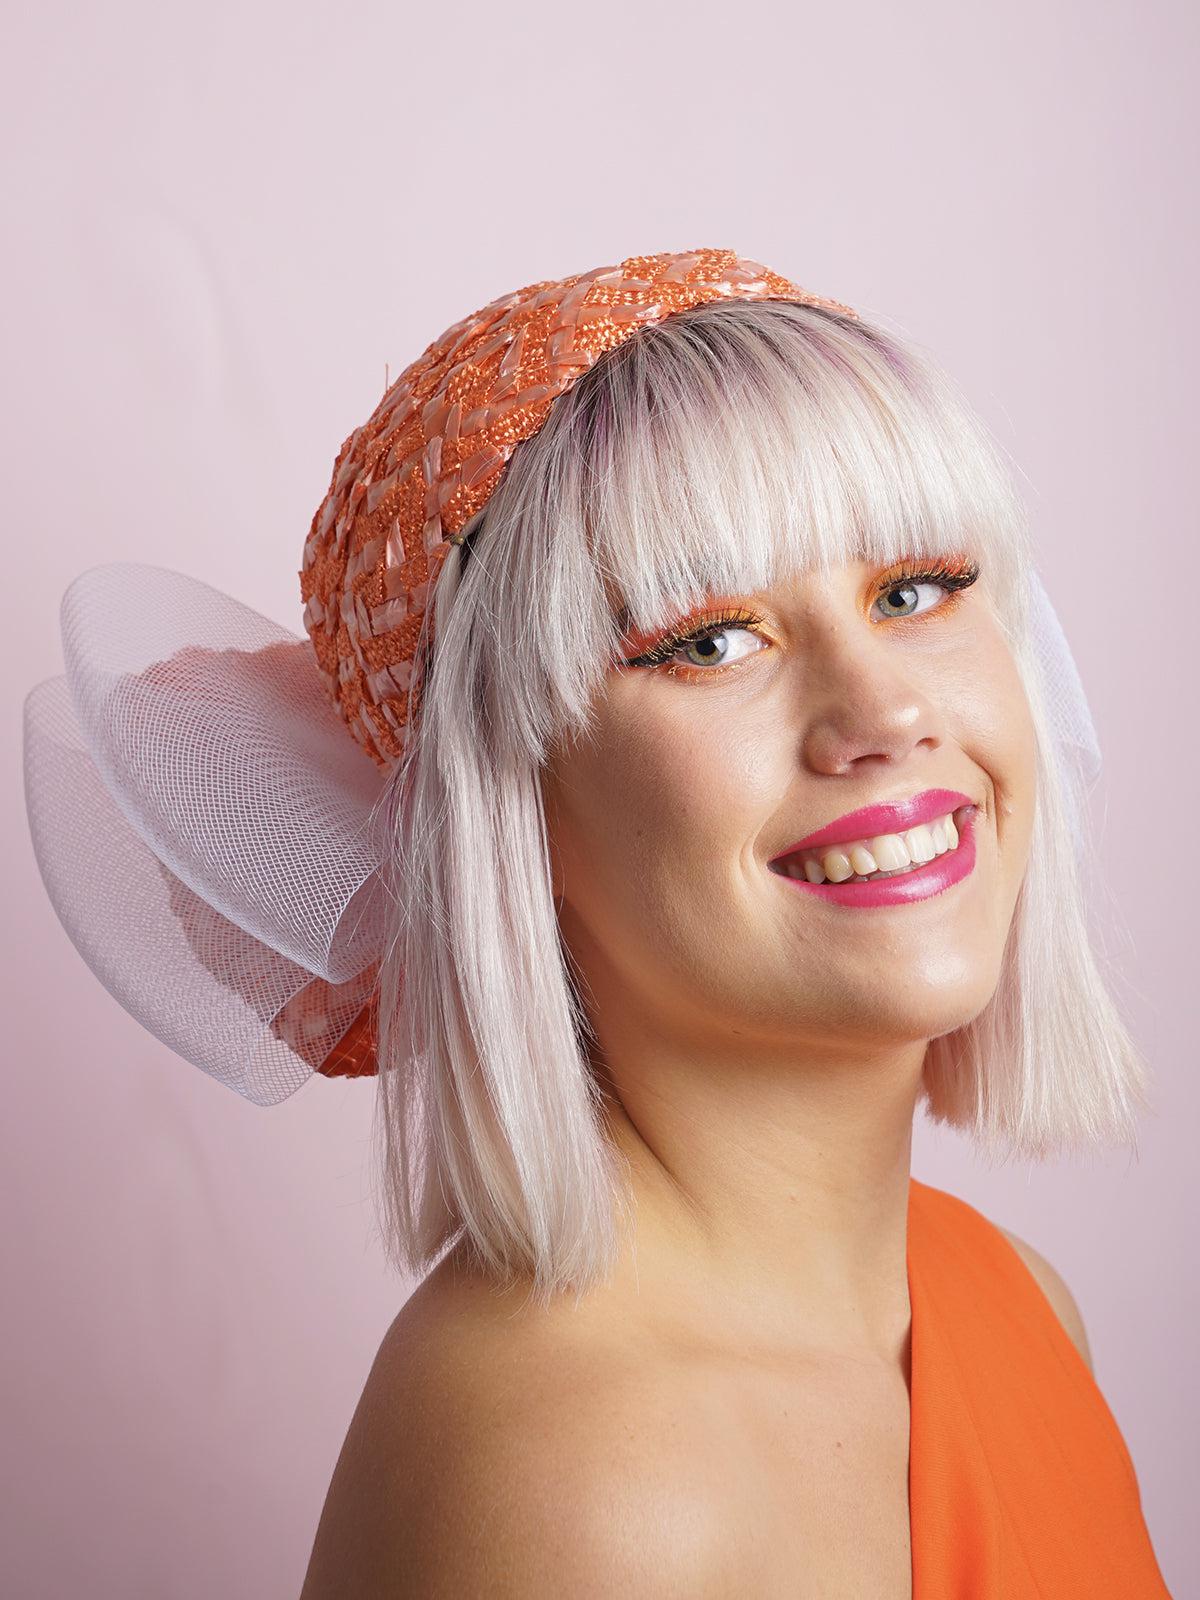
[{"left": 370, "top": 296, "right": 1149, "bottom": 1305}]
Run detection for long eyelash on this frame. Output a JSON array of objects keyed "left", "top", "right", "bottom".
[
  {"left": 625, "top": 606, "right": 764, "bottom": 668},
  {"left": 624, "top": 558, "right": 982, "bottom": 670},
  {"left": 875, "top": 557, "right": 981, "bottom": 603}
]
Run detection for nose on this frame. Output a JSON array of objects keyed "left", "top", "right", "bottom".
[{"left": 797, "top": 616, "right": 946, "bottom": 778}]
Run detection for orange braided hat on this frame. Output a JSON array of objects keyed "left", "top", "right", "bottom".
[{"left": 299, "top": 247, "right": 858, "bottom": 769}]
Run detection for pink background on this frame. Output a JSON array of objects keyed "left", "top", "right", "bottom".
[{"left": 2, "top": 1, "right": 1194, "bottom": 1594}]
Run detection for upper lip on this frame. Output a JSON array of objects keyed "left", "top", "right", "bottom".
[{"left": 769, "top": 787, "right": 977, "bottom": 863}]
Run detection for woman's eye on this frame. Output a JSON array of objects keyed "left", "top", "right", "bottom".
[
  {"left": 627, "top": 564, "right": 977, "bottom": 672},
  {"left": 872, "top": 579, "right": 953, "bottom": 622},
  {"left": 668, "top": 625, "right": 765, "bottom": 670}
]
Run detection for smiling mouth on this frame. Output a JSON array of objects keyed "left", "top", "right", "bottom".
[{"left": 769, "top": 804, "right": 976, "bottom": 885}]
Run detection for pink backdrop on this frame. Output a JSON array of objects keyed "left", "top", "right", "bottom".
[{"left": 2, "top": 1, "right": 1194, "bottom": 1594}]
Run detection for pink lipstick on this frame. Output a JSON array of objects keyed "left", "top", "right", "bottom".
[
  {"left": 770, "top": 788, "right": 976, "bottom": 857},
  {"left": 768, "top": 788, "right": 980, "bottom": 909}
]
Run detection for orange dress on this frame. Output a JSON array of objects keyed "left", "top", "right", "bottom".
[{"left": 907, "top": 1178, "right": 1172, "bottom": 1597}]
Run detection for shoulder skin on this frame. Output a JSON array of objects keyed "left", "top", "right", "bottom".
[
  {"left": 995, "top": 1224, "right": 1095, "bottom": 1374},
  {"left": 298, "top": 1264, "right": 741, "bottom": 1599}
]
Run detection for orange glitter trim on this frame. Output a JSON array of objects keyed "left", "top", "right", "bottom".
[{"left": 300, "top": 248, "right": 858, "bottom": 772}]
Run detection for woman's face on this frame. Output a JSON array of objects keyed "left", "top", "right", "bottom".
[{"left": 540, "top": 557, "right": 1037, "bottom": 1058}]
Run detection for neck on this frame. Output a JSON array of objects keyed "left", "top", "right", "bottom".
[{"left": 589, "top": 1025, "right": 922, "bottom": 1368}]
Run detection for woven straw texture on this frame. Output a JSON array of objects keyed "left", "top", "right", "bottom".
[{"left": 299, "top": 247, "right": 858, "bottom": 769}]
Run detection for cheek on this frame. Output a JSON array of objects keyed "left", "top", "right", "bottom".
[
  {"left": 961, "top": 633, "right": 1038, "bottom": 876},
  {"left": 545, "top": 712, "right": 764, "bottom": 935}
]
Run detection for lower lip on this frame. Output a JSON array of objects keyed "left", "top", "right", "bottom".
[{"left": 771, "top": 806, "right": 978, "bottom": 908}]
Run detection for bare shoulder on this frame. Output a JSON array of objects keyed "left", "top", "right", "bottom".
[
  {"left": 298, "top": 1247, "right": 738, "bottom": 1599},
  {"left": 995, "top": 1223, "right": 1094, "bottom": 1374}
]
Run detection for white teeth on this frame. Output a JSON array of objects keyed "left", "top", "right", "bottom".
[
  {"left": 847, "top": 843, "right": 877, "bottom": 876},
  {"left": 776, "top": 809, "right": 966, "bottom": 885},
  {"left": 906, "top": 823, "right": 936, "bottom": 864},
  {"left": 823, "top": 850, "right": 855, "bottom": 883},
  {"left": 870, "top": 833, "right": 911, "bottom": 871}
]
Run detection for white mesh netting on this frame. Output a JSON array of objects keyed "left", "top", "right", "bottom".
[
  {"left": 23, "top": 563, "right": 390, "bottom": 1106},
  {"left": 1025, "top": 565, "right": 1102, "bottom": 857}
]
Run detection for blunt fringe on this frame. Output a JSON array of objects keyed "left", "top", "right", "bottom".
[{"left": 368, "top": 296, "right": 1150, "bottom": 1305}]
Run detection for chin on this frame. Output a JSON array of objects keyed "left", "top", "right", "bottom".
[{"left": 812, "top": 966, "right": 1000, "bottom": 1045}]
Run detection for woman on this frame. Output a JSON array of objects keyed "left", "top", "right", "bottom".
[{"left": 24, "top": 249, "right": 1170, "bottom": 1596}]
